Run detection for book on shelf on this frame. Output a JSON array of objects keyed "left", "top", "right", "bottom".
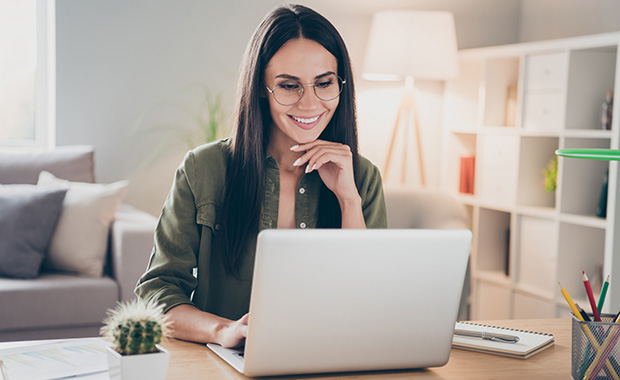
[
  {"left": 459, "top": 156, "right": 475, "bottom": 194},
  {"left": 453, "top": 321, "right": 555, "bottom": 359}
]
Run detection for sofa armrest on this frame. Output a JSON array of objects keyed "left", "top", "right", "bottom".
[{"left": 110, "top": 205, "right": 158, "bottom": 302}]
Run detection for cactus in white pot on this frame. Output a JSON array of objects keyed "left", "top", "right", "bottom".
[{"left": 101, "top": 299, "right": 173, "bottom": 380}]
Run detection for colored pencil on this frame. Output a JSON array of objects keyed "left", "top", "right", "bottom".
[
  {"left": 559, "top": 282, "right": 620, "bottom": 379},
  {"left": 584, "top": 271, "right": 602, "bottom": 322},
  {"left": 559, "top": 282, "right": 583, "bottom": 320},
  {"left": 598, "top": 275, "right": 611, "bottom": 313},
  {"left": 584, "top": 325, "right": 620, "bottom": 379}
]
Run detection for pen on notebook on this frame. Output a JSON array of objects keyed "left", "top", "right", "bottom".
[
  {"left": 598, "top": 275, "right": 611, "bottom": 313},
  {"left": 453, "top": 329, "right": 520, "bottom": 343},
  {"left": 583, "top": 271, "right": 602, "bottom": 321}
]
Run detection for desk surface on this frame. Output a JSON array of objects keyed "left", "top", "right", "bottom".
[{"left": 162, "top": 318, "right": 571, "bottom": 380}]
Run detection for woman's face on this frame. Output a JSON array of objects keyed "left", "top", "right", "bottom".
[{"left": 264, "top": 38, "right": 340, "bottom": 148}]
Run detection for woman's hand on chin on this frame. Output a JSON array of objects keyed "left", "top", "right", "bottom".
[{"left": 290, "top": 140, "right": 359, "bottom": 203}]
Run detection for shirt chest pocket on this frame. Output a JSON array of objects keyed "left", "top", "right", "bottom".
[{"left": 196, "top": 203, "right": 222, "bottom": 235}]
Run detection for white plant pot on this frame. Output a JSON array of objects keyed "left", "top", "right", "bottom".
[{"left": 106, "top": 344, "right": 170, "bottom": 380}]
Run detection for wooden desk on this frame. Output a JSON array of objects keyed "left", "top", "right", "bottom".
[{"left": 162, "top": 318, "right": 571, "bottom": 379}]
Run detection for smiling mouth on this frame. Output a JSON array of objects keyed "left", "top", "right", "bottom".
[{"left": 290, "top": 115, "right": 320, "bottom": 124}]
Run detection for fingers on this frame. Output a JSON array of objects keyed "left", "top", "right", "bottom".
[
  {"left": 221, "top": 314, "right": 249, "bottom": 348},
  {"left": 238, "top": 313, "right": 249, "bottom": 337},
  {"left": 240, "top": 324, "right": 249, "bottom": 338},
  {"left": 291, "top": 141, "right": 352, "bottom": 173}
]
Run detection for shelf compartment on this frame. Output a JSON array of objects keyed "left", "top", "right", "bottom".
[
  {"left": 482, "top": 57, "right": 520, "bottom": 127},
  {"left": 565, "top": 46, "right": 617, "bottom": 130},
  {"left": 559, "top": 138, "right": 610, "bottom": 217},
  {"left": 517, "top": 136, "right": 559, "bottom": 209},
  {"left": 463, "top": 204, "right": 474, "bottom": 231},
  {"left": 556, "top": 222, "right": 606, "bottom": 302},
  {"left": 559, "top": 213, "right": 607, "bottom": 229},
  {"left": 523, "top": 91, "right": 566, "bottom": 132},
  {"left": 524, "top": 52, "right": 567, "bottom": 92},
  {"left": 473, "top": 279, "right": 512, "bottom": 320},
  {"left": 513, "top": 290, "right": 556, "bottom": 319},
  {"left": 514, "top": 215, "right": 558, "bottom": 299},
  {"left": 516, "top": 205, "right": 557, "bottom": 219},
  {"left": 475, "top": 270, "right": 510, "bottom": 286},
  {"left": 522, "top": 52, "right": 568, "bottom": 132},
  {"left": 478, "top": 134, "right": 518, "bottom": 204},
  {"left": 444, "top": 60, "right": 483, "bottom": 128},
  {"left": 476, "top": 208, "right": 511, "bottom": 276},
  {"left": 564, "top": 129, "right": 614, "bottom": 139},
  {"left": 444, "top": 132, "right": 477, "bottom": 196}
]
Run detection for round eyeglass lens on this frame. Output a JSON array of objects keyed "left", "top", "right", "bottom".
[
  {"left": 314, "top": 75, "right": 344, "bottom": 101},
  {"left": 272, "top": 75, "right": 344, "bottom": 106}
]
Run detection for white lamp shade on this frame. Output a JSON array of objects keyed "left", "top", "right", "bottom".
[{"left": 362, "top": 11, "right": 459, "bottom": 81}]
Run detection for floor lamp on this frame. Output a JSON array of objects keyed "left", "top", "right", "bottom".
[{"left": 363, "top": 11, "right": 459, "bottom": 186}]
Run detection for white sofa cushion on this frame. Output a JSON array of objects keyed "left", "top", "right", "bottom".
[{"left": 38, "top": 171, "right": 129, "bottom": 277}]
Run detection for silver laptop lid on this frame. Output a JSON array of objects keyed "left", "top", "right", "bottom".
[{"left": 243, "top": 229, "right": 471, "bottom": 377}]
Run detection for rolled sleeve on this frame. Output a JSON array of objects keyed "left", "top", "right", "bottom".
[{"left": 135, "top": 152, "right": 201, "bottom": 313}]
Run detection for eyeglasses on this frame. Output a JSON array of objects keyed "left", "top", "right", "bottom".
[{"left": 265, "top": 74, "right": 346, "bottom": 106}]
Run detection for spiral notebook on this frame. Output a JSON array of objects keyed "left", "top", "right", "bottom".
[{"left": 452, "top": 321, "right": 555, "bottom": 359}]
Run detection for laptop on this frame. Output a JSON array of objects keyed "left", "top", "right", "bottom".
[{"left": 207, "top": 228, "right": 472, "bottom": 377}]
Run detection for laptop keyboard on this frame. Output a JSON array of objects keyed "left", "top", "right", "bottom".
[{"left": 234, "top": 349, "right": 245, "bottom": 361}]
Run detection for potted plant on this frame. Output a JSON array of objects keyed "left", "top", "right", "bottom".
[
  {"left": 101, "top": 299, "right": 173, "bottom": 380},
  {"left": 542, "top": 155, "right": 558, "bottom": 193}
]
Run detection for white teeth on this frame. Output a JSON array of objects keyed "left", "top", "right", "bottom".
[{"left": 292, "top": 115, "right": 319, "bottom": 124}]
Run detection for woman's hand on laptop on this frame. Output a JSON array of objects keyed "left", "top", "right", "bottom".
[
  {"left": 218, "top": 313, "right": 249, "bottom": 348},
  {"left": 165, "top": 305, "right": 248, "bottom": 347}
]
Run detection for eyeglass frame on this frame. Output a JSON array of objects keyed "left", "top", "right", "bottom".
[{"left": 264, "top": 75, "right": 346, "bottom": 106}]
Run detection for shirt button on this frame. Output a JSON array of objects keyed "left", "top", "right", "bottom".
[
  {"left": 299, "top": 188, "right": 305, "bottom": 194},
  {"left": 299, "top": 222, "right": 307, "bottom": 229},
  {"left": 214, "top": 224, "right": 220, "bottom": 230}
]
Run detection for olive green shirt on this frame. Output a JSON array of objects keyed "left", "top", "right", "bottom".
[{"left": 135, "top": 138, "right": 387, "bottom": 320}]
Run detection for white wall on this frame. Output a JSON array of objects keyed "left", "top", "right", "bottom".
[
  {"left": 519, "top": 0, "right": 620, "bottom": 42},
  {"left": 55, "top": 0, "right": 618, "bottom": 215},
  {"left": 56, "top": 0, "right": 280, "bottom": 214}
]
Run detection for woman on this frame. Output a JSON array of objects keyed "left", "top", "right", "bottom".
[{"left": 135, "top": 4, "right": 387, "bottom": 348}]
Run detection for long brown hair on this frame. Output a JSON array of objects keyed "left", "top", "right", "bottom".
[{"left": 221, "top": 4, "right": 360, "bottom": 277}]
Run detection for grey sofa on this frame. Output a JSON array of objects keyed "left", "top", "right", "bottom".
[{"left": 0, "top": 145, "right": 157, "bottom": 342}]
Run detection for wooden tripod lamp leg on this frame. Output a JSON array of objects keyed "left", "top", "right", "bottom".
[
  {"left": 401, "top": 110, "right": 409, "bottom": 184},
  {"left": 383, "top": 82, "right": 426, "bottom": 187},
  {"left": 383, "top": 104, "right": 404, "bottom": 181},
  {"left": 411, "top": 94, "right": 426, "bottom": 186}
]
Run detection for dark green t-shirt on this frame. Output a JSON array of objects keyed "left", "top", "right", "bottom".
[{"left": 135, "top": 138, "right": 387, "bottom": 320}]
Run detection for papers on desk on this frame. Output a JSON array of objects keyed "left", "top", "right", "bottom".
[{"left": 0, "top": 338, "right": 109, "bottom": 380}]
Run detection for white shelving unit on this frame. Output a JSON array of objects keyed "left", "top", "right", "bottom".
[{"left": 441, "top": 32, "right": 620, "bottom": 319}]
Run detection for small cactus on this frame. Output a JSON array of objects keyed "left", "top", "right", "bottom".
[{"left": 101, "top": 299, "right": 172, "bottom": 355}]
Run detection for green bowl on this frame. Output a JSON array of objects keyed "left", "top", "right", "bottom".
[{"left": 556, "top": 148, "right": 620, "bottom": 161}]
